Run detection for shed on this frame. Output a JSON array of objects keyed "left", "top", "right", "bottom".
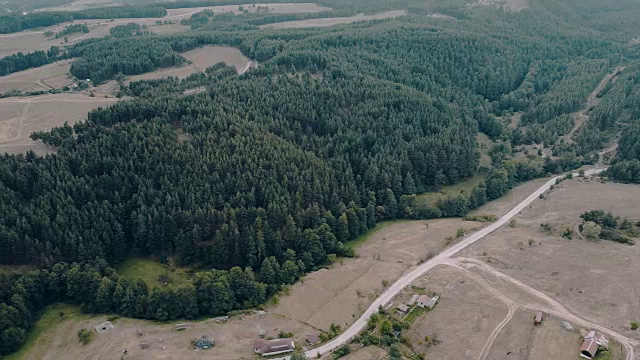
[
  {"left": 426, "top": 295, "right": 439, "bottom": 309},
  {"left": 407, "top": 294, "right": 419, "bottom": 306},
  {"left": 213, "top": 316, "right": 229, "bottom": 323},
  {"left": 397, "top": 304, "right": 409, "bottom": 314},
  {"left": 254, "top": 338, "right": 295, "bottom": 357},
  {"left": 94, "top": 321, "right": 115, "bottom": 335},
  {"left": 175, "top": 323, "right": 189, "bottom": 331},
  {"left": 580, "top": 338, "right": 599, "bottom": 359},
  {"left": 534, "top": 311, "right": 543, "bottom": 325},
  {"left": 305, "top": 334, "right": 321, "bottom": 345}
]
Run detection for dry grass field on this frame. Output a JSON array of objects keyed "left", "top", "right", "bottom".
[
  {"left": 16, "top": 310, "right": 316, "bottom": 360},
  {"left": 0, "top": 93, "right": 117, "bottom": 154},
  {"left": 406, "top": 265, "right": 508, "bottom": 360},
  {"left": 0, "top": 59, "right": 74, "bottom": 94},
  {"left": 259, "top": 10, "right": 407, "bottom": 29},
  {"left": 461, "top": 179, "right": 640, "bottom": 337},
  {"left": 269, "top": 219, "right": 484, "bottom": 331}
]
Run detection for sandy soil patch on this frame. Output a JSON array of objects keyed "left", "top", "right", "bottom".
[
  {"left": 259, "top": 10, "right": 407, "bottom": 29},
  {"left": 270, "top": 219, "right": 484, "bottom": 331},
  {"left": 0, "top": 93, "right": 117, "bottom": 154},
  {"left": 19, "top": 311, "right": 315, "bottom": 360},
  {"left": 406, "top": 265, "right": 508, "bottom": 360},
  {"left": 461, "top": 179, "right": 640, "bottom": 339},
  {"left": 0, "top": 59, "right": 74, "bottom": 94}
]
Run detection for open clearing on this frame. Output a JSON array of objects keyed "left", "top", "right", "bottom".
[
  {"left": 269, "top": 218, "right": 484, "bottom": 331},
  {"left": 405, "top": 265, "right": 508, "bottom": 359},
  {"left": 259, "top": 10, "right": 407, "bottom": 29},
  {"left": 460, "top": 178, "right": 640, "bottom": 338},
  {"left": 470, "top": 0, "right": 529, "bottom": 12},
  {"left": 115, "top": 258, "right": 192, "bottom": 290},
  {"left": 0, "top": 93, "right": 117, "bottom": 154},
  {"left": 0, "top": 59, "right": 74, "bottom": 94},
  {"left": 15, "top": 309, "right": 316, "bottom": 360},
  {"left": 93, "top": 45, "right": 255, "bottom": 96},
  {"left": 0, "top": 3, "right": 331, "bottom": 58}
]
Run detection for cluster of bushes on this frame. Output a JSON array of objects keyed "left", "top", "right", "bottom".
[{"left": 579, "top": 210, "right": 638, "bottom": 245}]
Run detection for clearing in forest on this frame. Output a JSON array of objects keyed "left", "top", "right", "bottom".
[
  {"left": 0, "top": 93, "right": 118, "bottom": 154},
  {"left": 259, "top": 10, "right": 407, "bottom": 29},
  {"left": 0, "top": 59, "right": 74, "bottom": 94},
  {"left": 115, "top": 258, "right": 192, "bottom": 289}
]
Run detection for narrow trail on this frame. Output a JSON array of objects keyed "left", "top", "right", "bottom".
[{"left": 447, "top": 263, "right": 516, "bottom": 360}]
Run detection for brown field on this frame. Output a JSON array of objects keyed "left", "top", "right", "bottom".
[
  {"left": 406, "top": 265, "right": 508, "bottom": 360},
  {"left": 18, "top": 311, "right": 316, "bottom": 360},
  {"left": 259, "top": 10, "right": 407, "bottom": 29},
  {"left": 0, "top": 3, "right": 331, "bottom": 58},
  {"left": 34, "top": 0, "right": 123, "bottom": 12},
  {"left": 461, "top": 179, "right": 640, "bottom": 338},
  {"left": 0, "top": 59, "right": 74, "bottom": 94},
  {"left": 269, "top": 219, "right": 484, "bottom": 331},
  {"left": 0, "top": 93, "right": 117, "bottom": 154}
]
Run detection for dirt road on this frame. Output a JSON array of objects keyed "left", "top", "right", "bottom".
[
  {"left": 451, "top": 257, "right": 638, "bottom": 360},
  {"left": 304, "top": 168, "right": 605, "bottom": 358}
]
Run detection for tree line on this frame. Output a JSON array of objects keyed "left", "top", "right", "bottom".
[{"left": 0, "top": 6, "right": 166, "bottom": 34}]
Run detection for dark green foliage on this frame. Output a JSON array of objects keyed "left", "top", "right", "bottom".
[
  {"left": 333, "top": 345, "right": 351, "bottom": 359},
  {"left": 0, "top": 46, "right": 64, "bottom": 76},
  {"left": 52, "top": 23, "right": 89, "bottom": 39},
  {"left": 0, "top": 6, "right": 166, "bottom": 34},
  {"left": 109, "top": 23, "right": 144, "bottom": 38}
]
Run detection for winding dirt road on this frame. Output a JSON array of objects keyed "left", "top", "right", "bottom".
[{"left": 305, "top": 168, "right": 606, "bottom": 359}]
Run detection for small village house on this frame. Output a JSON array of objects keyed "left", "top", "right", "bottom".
[
  {"left": 580, "top": 331, "right": 608, "bottom": 359},
  {"left": 254, "top": 338, "right": 296, "bottom": 357},
  {"left": 305, "top": 334, "right": 321, "bottom": 346},
  {"left": 407, "top": 294, "right": 419, "bottom": 306},
  {"left": 417, "top": 295, "right": 439, "bottom": 309}
]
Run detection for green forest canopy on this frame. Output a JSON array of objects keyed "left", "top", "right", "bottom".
[{"left": 1, "top": 0, "right": 640, "bottom": 356}]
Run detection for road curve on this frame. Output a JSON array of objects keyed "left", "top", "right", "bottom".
[{"left": 305, "top": 167, "right": 606, "bottom": 358}]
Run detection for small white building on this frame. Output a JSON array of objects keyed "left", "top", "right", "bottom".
[
  {"left": 254, "top": 338, "right": 295, "bottom": 357},
  {"left": 407, "top": 294, "right": 419, "bottom": 306}
]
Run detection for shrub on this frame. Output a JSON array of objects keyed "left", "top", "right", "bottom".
[
  {"left": 631, "top": 321, "right": 639, "bottom": 330},
  {"left": 77, "top": 329, "right": 92, "bottom": 345}
]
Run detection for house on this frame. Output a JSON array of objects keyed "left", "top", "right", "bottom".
[
  {"left": 534, "top": 311, "right": 543, "bottom": 325},
  {"left": 397, "top": 304, "right": 409, "bottom": 314},
  {"left": 407, "top": 294, "right": 419, "bottom": 306},
  {"left": 254, "top": 338, "right": 296, "bottom": 357},
  {"left": 580, "top": 331, "right": 608, "bottom": 359},
  {"left": 416, "top": 295, "right": 430, "bottom": 308},
  {"left": 305, "top": 334, "right": 321, "bottom": 346},
  {"left": 417, "top": 295, "right": 439, "bottom": 309}
]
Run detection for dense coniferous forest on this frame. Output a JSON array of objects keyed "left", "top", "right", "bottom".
[{"left": 1, "top": 0, "right": 640, "bottom": 355}]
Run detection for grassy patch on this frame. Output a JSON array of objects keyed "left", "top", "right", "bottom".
[
  {"left": 116, "top": 258, "right": 191, "bottom": 289},
  {"left": 0, "top": 264, "right": 36, "bottom": 275},
  {"left": 346, "top": 220, "right": 408, "bottom": 249},
  {"left": 6, "top": 304, "right": 87, "bottom": 360},
  {"left": 416, "top": 175, "right": 485, "bottom": 206},
  {"left": 403, "top": 306, "right": 426, "bottom": 324}
]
